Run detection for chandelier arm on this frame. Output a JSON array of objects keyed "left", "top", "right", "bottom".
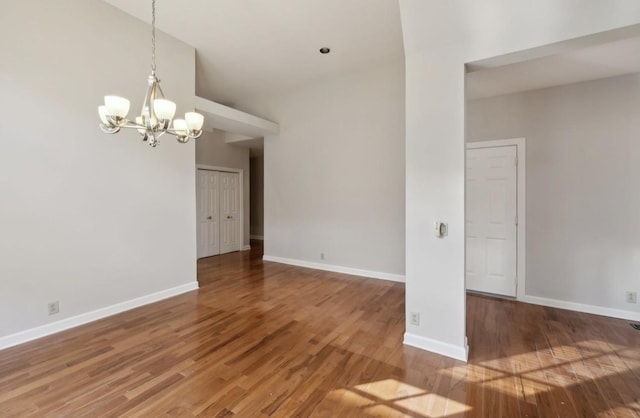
[
  {"left": 156, "top": 82, "right": 165, "bottom": 99},
  {"left": 119, "top": 122, "right": 147, "bottom": 130},
  {"left": 99, "top": 124, "right": 120, "bottom": 134},
  {"left": 164, "top": 128, "right": 203, "bottom": 139},
  {"left": 165, "top": 129, "right": 184, "bottom": 136},
  {"left": 141, "top": 75, "right": 155, "bottom": 123}
]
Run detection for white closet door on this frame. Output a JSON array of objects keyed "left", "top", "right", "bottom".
[
  {"left": 466, "top": 145, "right": 517, "bottom": 297},
  {"left": 197, "top": 170, "right": 220, "bottom": 258},
  {"left": 219, "top": 171, "right": 241, "bottom": 254}
]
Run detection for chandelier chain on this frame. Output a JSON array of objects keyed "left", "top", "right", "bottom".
[{"left": 151, "top": 0, "right": 156, "bottom": 74}]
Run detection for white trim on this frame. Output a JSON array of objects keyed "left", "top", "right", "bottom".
[
  {"left": 522, "top": 295, "right": 640, "bottom": 322},
  {"left": 466, "top": 138, "right": 526, "bottom": 300},
  {"left": 404, "top": 332, "right": 469, "bottom": 362},
  {"left": 467, "top": 138, "right": 524, "bottom": 150},
  {"left": 0, "top": 282, "right": 199, "bottom": 351},
  {"left": 250, "top": 235, "right": 264, "bottom": 240},
  {"left": 196, "top": 164, "right": 242, "bottom": 174},
  {"left": 262, "top": 255, "right": 405, "bottom": 283},
  {"left": 242, "top": 245, "right": 251, "bottom": 251},
  {"left": 196, "top": 165, "right": 245, "bottom": 253},
  {"left": 224, "top": 133, "right": 254, "bottom": 143},
  {"left": 194, "top": 96, "right": 279, "bottom": 137}
]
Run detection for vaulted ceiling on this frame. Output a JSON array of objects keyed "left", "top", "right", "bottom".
[
  {"left": 103, "top": 0, "right": 405, "bottom": 106},
  {"left": 104, "top": 1, "right": 640, "bottom": 106}
]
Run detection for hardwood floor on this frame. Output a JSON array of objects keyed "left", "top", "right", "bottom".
[{"left": 1, "top": 240, "right": 639, "bottom": 417}]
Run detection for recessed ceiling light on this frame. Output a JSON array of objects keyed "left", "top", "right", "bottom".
[{"left": 319, "top": 47, "right": 331, "bottom": 54}]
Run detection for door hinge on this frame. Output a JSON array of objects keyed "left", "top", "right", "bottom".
[
  {"left": 514, "top": 215, "right": 518, "bottom": 226},
  {"left": 514, "top": 155, "right": 518, "bottom": 166}
]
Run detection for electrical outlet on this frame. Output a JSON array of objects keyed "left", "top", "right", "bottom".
[
  {"left": 626, "top": 291, "right": 637, "bottom": 304},
  {"left": 410, "top": 311, "right": 420, "bottom": 326},
  {"left": 48, "top": 301, "right": 59, "bottom": 315},
  {"left": 320, "top": 253, "right": 325, "bottom": 260}
]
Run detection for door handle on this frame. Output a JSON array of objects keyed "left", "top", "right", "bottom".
[
  {"left": 227, "top": 216, "right": 233, "bottom": 219},
  {"left": 207, "top": 216, "right": 212, "bottom": 220}
]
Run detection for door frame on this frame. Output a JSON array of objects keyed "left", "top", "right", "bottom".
[
  {"left": 196, "top": 164, "right": 245, "bottom": 254},
  {"left": 466, "top": 138, "right": 526, "bottom": 300}
]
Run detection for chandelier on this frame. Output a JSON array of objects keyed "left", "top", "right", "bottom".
[{"left": 97, "top": 0, "right": 204, "bottom": 147}]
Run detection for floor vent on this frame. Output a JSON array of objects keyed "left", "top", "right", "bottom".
[{"left": 631, "top": 323, "right": 640, "bottom": 331}]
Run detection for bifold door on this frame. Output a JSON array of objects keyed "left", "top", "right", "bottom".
[{"left": 197, "top": 169, "right": 241, "bottom": 258}]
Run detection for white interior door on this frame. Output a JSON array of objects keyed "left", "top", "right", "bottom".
[
  {"left": 219, "top": 171, "right": 241, "bottom": 254},
  {"left": 466, "top": 145, "right": 517, "bottom": 297},
  {"left": 197, "top": 170, "right": 220, "bottom": 258}
]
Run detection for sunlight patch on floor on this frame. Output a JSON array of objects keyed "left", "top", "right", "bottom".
[
  {"left": 437, "top": 338, "right": 640, "bottom": 407},
  {"left": 327, "top": 379, "right": 472, "bottom": 417},
  {"left": 353, "top": 378, "right": 425, "bottom": 400}
]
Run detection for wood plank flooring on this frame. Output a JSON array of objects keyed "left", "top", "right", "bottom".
[{"left": 1, "top": 240, "right": 639, "bottom": 417}]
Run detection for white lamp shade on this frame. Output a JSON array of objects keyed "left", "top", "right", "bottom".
[
  {"left": 185, "top": 112, "right": 204, "bottom": 131},
  {"left": 172, "top": 119, "right": 187, "bottom": 135},
  {"left": 153, "top": 99, "right": 176, "bottom": 120},
  {"left": 98, "top": 106, "right": 109, "bottom": 124},
  {"left": 104, "top": 96, "right": 130, "bottom": 118}
]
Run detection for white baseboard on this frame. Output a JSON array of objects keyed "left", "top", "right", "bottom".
[
  {"left": 262, "top": 255, "right": 405, "bottom": 283},
  {"left": 250, "top": 235, "right": 264, "bottom": 240},
  {"left": 521, "top": 295, "right": 640, "bottom": 322},
  {"left": 404, "top": 332, "right": 469, "bottom": 362},
  {"left": 242, "top": 245, "right": 251, "bottom": 251},
  {"left": 0, "top": 281, "right": 199, "bottom": 351}
]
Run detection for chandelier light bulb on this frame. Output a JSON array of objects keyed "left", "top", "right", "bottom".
[
  {"left": 98, "top": 106, "right": 109, "bottom": 125},
  {"left": 185, "top": 112, "right": 204, "bottom": 131},
  {"left": 172, "top": 119, "right": 188, "bottom": 135},
  {"left": 153, "top": 99, "right": 176, "bottom": 121},
  {"left": 104, "top": 96, "right": 130, "bottom": 118}
]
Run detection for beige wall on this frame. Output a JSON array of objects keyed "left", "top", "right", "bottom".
[
  {"left": 0, "top": 0, "right": 196, "bottom": 342},
  {"left": 250, "top": 156, "right": 264, "bottom": 237},
  {"left": 237, "top": 60, "right": 406, "bottom": 278},
  {"left": 195, "top": 129, "right": 251, "bottom": 247},
  {"left": 467, "top": 73, "right": 640, "bottom": 316}
]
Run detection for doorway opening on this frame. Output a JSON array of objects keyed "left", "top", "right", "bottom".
[{"left": 464, "top": 26, "right": 640, "bottom": 320}]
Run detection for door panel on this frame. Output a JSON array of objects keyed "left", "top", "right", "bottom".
[
  {"left": 466, "top": 146, "right": 517, "bottom": 297},
  {"left": 197, "top": 170, "right": 220, "bottom": 258},
  {"left": 219, "top": 172, "right": 241, "bottom": 254}
]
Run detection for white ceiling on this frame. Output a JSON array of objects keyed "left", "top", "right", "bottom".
[
  {"left": 466, "top": 35, "right": 640, "bottom": 100},
  {"left": 102, "top": 2, "right": 640, "bottom": 130},
  {"left": 103, "top": 0, "right": 405, "bottom": 105}
]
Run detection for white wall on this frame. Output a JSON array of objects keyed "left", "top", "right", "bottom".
[
  {"left": 195, "top": 129, "right": 251, "bottom": 247},
  {"left": 236, "top": 60, "right": 405, "bottom": 278},
  {"left": 0, "top": 0, "right": 197, "bottom": 343},
  {"left": 250, "top": 156, "right": 264, "bottom": 237},
  {"left": 468, "top": 74, "right": 640, "bottom": 316},
  {"left": 399, "top": 0, "right": 640, "bottom": 360}
]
